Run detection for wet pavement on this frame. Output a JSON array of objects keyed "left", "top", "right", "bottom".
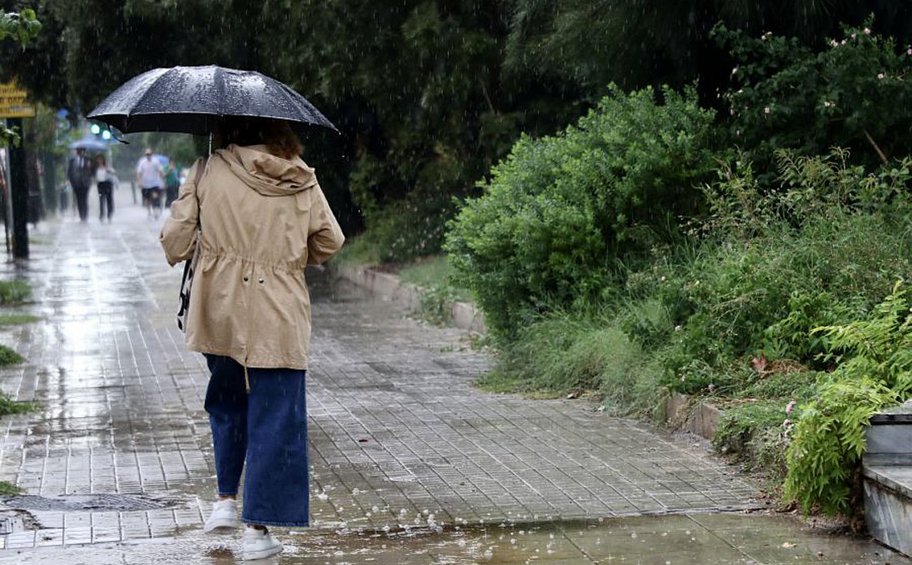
[{"left": 0, "top": 200, "right": 904, "bottom": 563}]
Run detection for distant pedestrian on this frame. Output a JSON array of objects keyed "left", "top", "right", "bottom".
[
  {"left": 94, "top": 154, "right": 116, "bottom": 222},
  {"left": 160, "top": 118, "right": 344, "bottom": 561},
  {"left": 66, "top": 147, "right": 93, "bottom": 222},
  {"left": 164, "top": 158, "right": 180, "bottom": 208},
  {"left": 136, "top": 148, "right": 164, "bottom": 219}
]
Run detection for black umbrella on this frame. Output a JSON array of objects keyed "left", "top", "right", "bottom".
[{"left": 87, "top": 65, "right": 337, "bottom": 135}]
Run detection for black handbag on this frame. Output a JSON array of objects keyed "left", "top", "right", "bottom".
[{"left": 177, "top": 157, "right": 208, "bottom": 332}]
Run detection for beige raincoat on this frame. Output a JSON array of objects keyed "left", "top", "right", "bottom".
[{"left": 160, "top": 143, "right": 344, "bottom": 371}]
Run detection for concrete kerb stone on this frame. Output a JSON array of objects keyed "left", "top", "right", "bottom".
[
  {"left": 663, "top": 391, "right": 722, "bottom": 441},
  {"left": 333, "top": 263, "right": 486, "bottom": 333},
  {"left": 335, "top": 264, "right": 720, "bottom": 439}
]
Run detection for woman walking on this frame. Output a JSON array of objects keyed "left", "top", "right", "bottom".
[
  {"left": 94, "top": 154, "right": 116, "bottom": 222},
  {"left": 160, "top": 118, "right": 344, "bottom": 561}
]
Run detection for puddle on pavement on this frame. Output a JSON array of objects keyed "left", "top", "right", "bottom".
[
  {"left": 0, "top": 513, "right": 906, "bottom": 564},
  {"left": 1, "top": 493, "right": 172, "bottom": 512}
]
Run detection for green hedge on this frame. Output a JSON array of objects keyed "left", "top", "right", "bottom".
[{"left": 446, "top": 85, "right": 718, "bottom": 341}]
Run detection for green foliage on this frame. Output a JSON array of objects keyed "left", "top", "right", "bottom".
[
  {"left": 0, "top": 314, "right": 39, "bottom": 325},
  {"left": 398, "top": 256, "right": 454, "bottom": 289},
  {"left": 0, "top": 389, "right": 31, "bottom": 416},
  {"left": 663, "top": 151, "right": 912, "bottom": 389},
  {"left": 259, "top": 0, "right": 573, "bottom": 250},
  {"left": 718, "top": 19, "right": 912, "bottom": 173},
  {"left": 505, "top": 1, "right": 894, "bottom": 98},
  {"left": 784, "top": 283, "right": 912, "bottom": 515},
  {"left": 0, "top": 344, "right": 23, "bottom": 366},
  {"left": 715, "top": 400, "right": 789, "bottom": 459},
  {"left": 333, "top": 236, "right": 381, "bottom": 266},
  {"left": 0, "top": 7, "right": 40, "bottom": 147},
  {"left": 402, "top": 261, "right": 474, "bottom": 328},
  {"left": 0, "top": 280, "right": 30, "bottom": 305},
  {"left": 446, "top": 85, "right": 717, "bottom": 341},
  {"left": 359, "top": 190, "right": 457, "bottom": 263},
  {"left": 481, "top": 314, "right": 663, "bottom": 416},
  {"left": 740, "top": 370, "right": 818, "bottom": 400},
  {"left": 0, "top": 480, "right": 22, "bottom": 495},
  {"left": 785, "top": 376, "right": 897, "bottom": 516},
  {"left": 415, "top": 284, "right": 457, "bottom": 326},
  {"left": 0, "top": 8, "right": 40, "bottom": 46}
]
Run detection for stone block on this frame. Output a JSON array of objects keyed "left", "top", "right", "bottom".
[
  {"left": 865, "top": 424, "right": 912, "bottom": 455},
  {"left": 335, "top": 264, "right": 485, "bottom": 333},
  {"left": 863, "top": 401, "right": 912, "bottom": 557},
  {"left": 864, "top": 469, "right": 912, "bottom": 557},
  {"left": 663, "top": 392, "right": 721, "bottom": 441}
]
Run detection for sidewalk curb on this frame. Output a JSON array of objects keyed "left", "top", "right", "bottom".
[
  {"left": 332, "top": 263, "right": 486, "bottom": 333},
  {"left": 334, "top": 263, "right": 716, "bottom": 439},
  {"left": 663, "top": 392, "right": 721, "bottom": 441}
]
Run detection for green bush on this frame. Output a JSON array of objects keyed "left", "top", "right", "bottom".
[
  {"left": 662, "top": 151, "right": 912, "bottom": 391},
  {"left": 717, "top": 19, "right": 912, "bottom": 175},
  {"left": 351, "top": 190, "right": 458, "bottom": 264},
  {"left": 784, "top": 283, "right": 912, "bottom": 515},
  {"left": 446, "top": 85, "right": 717, "bottom": 341},
  {"left": 715, "top": 400, "right": 790, "bottom": 459},
  {"left": 0, "top": 345, "right": 23, "bottom": 366},
  {"left": 415, "top": 284, "right": 457, "bottom": 326},
  {"left": 0, "top": 391, "right": 32, "bottom": 416}
]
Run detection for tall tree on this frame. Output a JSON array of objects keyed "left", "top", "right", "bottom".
[{"left": 505, "top": 0, "right": 912, "bottom": 105}]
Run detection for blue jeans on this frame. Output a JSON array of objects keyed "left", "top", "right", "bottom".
[{"left": 204, "top": 354, "right": 310, "bottom": 527}]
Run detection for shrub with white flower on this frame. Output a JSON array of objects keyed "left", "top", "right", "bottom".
[{"left": 715, "top": 15, "right": 912, "bottom": 170}]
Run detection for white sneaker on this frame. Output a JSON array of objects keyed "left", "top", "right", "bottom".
[
  {"left": 204, "top": 499, "right": 240, "bottom": 533},
  {"left": 242, "top": 526, "right": 283, "bottom": 561}
]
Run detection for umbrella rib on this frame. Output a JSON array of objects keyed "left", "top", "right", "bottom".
[{"left": 277, "top": 79, "right": 307, "bottom": 119}]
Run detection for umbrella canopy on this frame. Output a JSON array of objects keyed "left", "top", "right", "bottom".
[
  {"left": 87, "top": 65, "right": 337, "bottom": 135},
  {"left": 69, "top": 135, "right": 110, "bottom": 151}
]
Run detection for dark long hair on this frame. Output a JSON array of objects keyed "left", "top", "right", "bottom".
[{"left": 215, "top": 118, "right": 303, "bottom": 160}]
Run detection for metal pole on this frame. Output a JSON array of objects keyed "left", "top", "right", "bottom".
[{"left": 8, "top": 117, "right": 28, "bottom": 259}]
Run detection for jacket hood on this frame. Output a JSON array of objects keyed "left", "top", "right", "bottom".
[{"left": 217, "top": 144, "right": 317, "bottom": 196}]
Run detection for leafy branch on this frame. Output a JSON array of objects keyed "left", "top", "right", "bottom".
[{"left": 0, "top": 8, "right": 41, "bottom": 147}]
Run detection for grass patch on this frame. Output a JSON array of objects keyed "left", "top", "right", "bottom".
[
  {"left": 476, "top": 371, "right": 563, "bottom": 399},
  {"left": 0, "top": 481, "right": 22, "bottom": 495},
  {"left": 397, "top": 256, "right": 473, "bottom": 326},
  {"left": 0, "top": 345, "right": 23, "bottom": 366},
  {"left": 398, "top": 256, "right": 471, "bottom": 301},
  {"left": 482, "top": 314, "right": 663, "bottom": 416},
  {"left": 0, "top": 392, "right": 34, "bottom": 417},
  {"left": 333, "top": 236, "right": 382, "bottom": 266},
  {"left": 0, "top": 314, "right": 40, "bottom": 326},
  {"left": 0, "top": 281, "right": 31, "bottom": 305}
]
